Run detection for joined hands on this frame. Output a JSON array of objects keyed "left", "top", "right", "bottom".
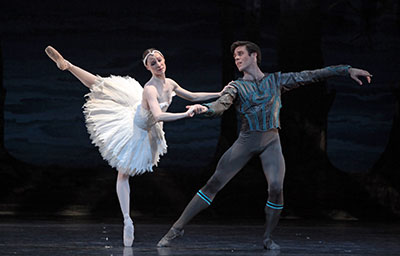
[
  {"left": 185, "top": 105, "right": 196, "bottom": 117},
  {"left": 186, "top": 104, "right": 208, "bottom": 116}
]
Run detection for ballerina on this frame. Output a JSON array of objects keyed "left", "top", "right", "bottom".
[{"left": 45, "top": 46, "right": 230, "bottom": 247}]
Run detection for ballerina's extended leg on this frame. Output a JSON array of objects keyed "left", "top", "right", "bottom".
[{"left": 45, "top": 46, "right": 98, "bottom": 88}]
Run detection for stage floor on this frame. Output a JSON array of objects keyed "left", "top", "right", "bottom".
[{"left": 1, "top": 219, "right": 399, "bottom": 256}]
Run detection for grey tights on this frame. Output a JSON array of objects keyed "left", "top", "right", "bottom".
[{"left": 172, "top": 129, "right": 285, "bottom": 239}]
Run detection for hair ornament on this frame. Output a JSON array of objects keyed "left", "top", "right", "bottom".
[{"left": 143, "top": 50, "right": 164, "bottom": 65}]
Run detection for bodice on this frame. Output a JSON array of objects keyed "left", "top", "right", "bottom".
[{"left": 134, "top": 93, "right": 174, "bottom": 131}]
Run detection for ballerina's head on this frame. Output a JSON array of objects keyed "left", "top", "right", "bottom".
[{"left": 142, "top": 48, "right": 166, "bottom": 76}]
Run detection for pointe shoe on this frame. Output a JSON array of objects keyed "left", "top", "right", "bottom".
[
  {"left": 157, "top": 227, "right": 184, "bottom": 247},
  {"left": 123, "top": 247, "right": 133, "bottom": 256},
  {"left": 123, "top": 220, "right": 134, "bottom": 247},
  {"left": 45, "top": 46, "right": 71, "bottom": 70},
  {"left": 263, "top": 238, "right": 280, "bottom": 250}
]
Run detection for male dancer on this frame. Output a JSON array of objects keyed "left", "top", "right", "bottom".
[{"left": 157, "top": 41, "right": 372, "bottom": 250}]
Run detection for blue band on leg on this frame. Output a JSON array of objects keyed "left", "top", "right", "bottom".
[
  {"left": 197, "top": 190, "right": 212, "bottom": 205},
  {"left": 266, "top": 201, "right": 283, "bottom": 210}
]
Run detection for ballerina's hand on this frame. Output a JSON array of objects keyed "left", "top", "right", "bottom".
[
  {"left": 187, "top": 104, "right": 208, "bottom": 114},
  {"left": 186, "top": 105, "right": 196, "bottom": 117},
  {"left": 220, "top": 83, "right": 235, "bottom": 96},
  {"left": 349, "top": 68, "right": 373, "bottom": 85}
]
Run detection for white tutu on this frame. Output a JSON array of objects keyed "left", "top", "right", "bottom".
[{"left": 83, "top": 75, "right": 168, "bottom": 175}]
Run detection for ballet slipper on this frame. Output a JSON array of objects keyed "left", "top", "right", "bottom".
[
  {"left": 157, "top": 227, "right": 184, "bottom": 247},
  {"left": 263, "top": 238, "right": 280, "bottom": 250},
  {"left": 45, "top": 46, "right": 71, "bottom": 71}
]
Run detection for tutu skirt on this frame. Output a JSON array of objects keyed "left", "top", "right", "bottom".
[{"left": 83, "top": 75, "right": 167, "bottom": 175}]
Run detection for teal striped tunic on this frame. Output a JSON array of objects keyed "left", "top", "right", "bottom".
[{"left": 203, "top": 65, "right": 351, "bottom": 131}]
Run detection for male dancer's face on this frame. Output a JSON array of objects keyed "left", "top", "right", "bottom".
[{"left": 233, "top": 45, "right": 257, "bottom": 72}]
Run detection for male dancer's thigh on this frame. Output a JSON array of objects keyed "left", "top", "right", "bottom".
[
  {"left": 259, "top": 131, "right": 285, "bottom": 197},
  {"left": 202, "top": 132, "right": 255, "bottom": 197}
]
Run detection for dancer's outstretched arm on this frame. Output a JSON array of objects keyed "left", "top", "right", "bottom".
[
  {"left": 278, "top": 65, "right": 372, "bottom": 92},
  {"left": 143, "top": 86, "right": 195, "bottom": 122},
  {"left": 170, "top": 78, "right": 232, "bottom": 102},
  {"left": 45, "top": 46, "right": 97, "bottom": 88}
]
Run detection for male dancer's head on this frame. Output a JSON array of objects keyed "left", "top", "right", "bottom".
[{"left": 231, "top": 41, "right": 263, "bottom": 80}]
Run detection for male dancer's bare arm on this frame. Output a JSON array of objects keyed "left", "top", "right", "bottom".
[{"left": 278, "top": 65, "right": 372, "bottom": 91}]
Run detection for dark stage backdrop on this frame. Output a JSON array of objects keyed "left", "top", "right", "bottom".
[{"left": 1, "top": 0, "right": 399, "bottom": 218}]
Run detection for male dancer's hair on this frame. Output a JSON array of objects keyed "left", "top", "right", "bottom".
[{"left": 230, "top": 41, "right": 262, "bottom": 65}]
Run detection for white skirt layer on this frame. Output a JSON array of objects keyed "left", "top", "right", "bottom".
[{"left": 83, "top": 75, "right": 167, "bottom": 176}]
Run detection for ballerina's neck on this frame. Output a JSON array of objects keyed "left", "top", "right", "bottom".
[{"left": 152, "top": 74, "right": 166, "bottom": 83}]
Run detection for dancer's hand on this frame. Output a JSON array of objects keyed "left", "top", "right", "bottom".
[
  {"left": 186, "top": 104, "right": 208, "bottom": 114},
  {"left": 185, "top": 105, "right": 196, "bottom": 117},
  {"left": 219, "top": 83, "right": 235, "bottom": 96},
  {"left": 349, "top": 68, "right": 372, "bottom": 85}
]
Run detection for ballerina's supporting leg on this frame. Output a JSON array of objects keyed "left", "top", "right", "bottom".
[
  {"left": 45, "top": 46, "right": 98, "bottom": 88},
  {"left": 116, "top": 171, "right": 134, "bottom": 247}
]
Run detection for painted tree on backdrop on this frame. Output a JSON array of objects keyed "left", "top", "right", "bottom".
[
  {"left": 350, "top": 0, "right": 400, "bottom": 217},
  {"left": 0, "top": 40, "right": 33, "bottom": 209},
  {"left": 369, "top": 87, "right": 400, "bottom": 216},
  {"left": 278, "top": 0, "right": 399, "bottom": 218},
  {"left": 0, "top": 41, "right": 4, "bottom": 155},
  {"left": 215, "top": 0, "right": 237, "bottom": 159},
  {"left": 278, "top": 0, "right": 364, "bottom": 218},
  {"left": 356, "top": 0, "right": 400, "bottom": 215},
  {"left": 0, "top": 41, "right": 99, "bottom": 217},
  {"left": 216, "top": 0, "right": 262, "bottom": 159}
]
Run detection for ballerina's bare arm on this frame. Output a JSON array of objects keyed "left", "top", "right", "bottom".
[
  {"left": 143, "top": 85, "right": 195, "bottom": 122},
  {"left": 170, "top": 79, "right": 233, "bottom": 102}
]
